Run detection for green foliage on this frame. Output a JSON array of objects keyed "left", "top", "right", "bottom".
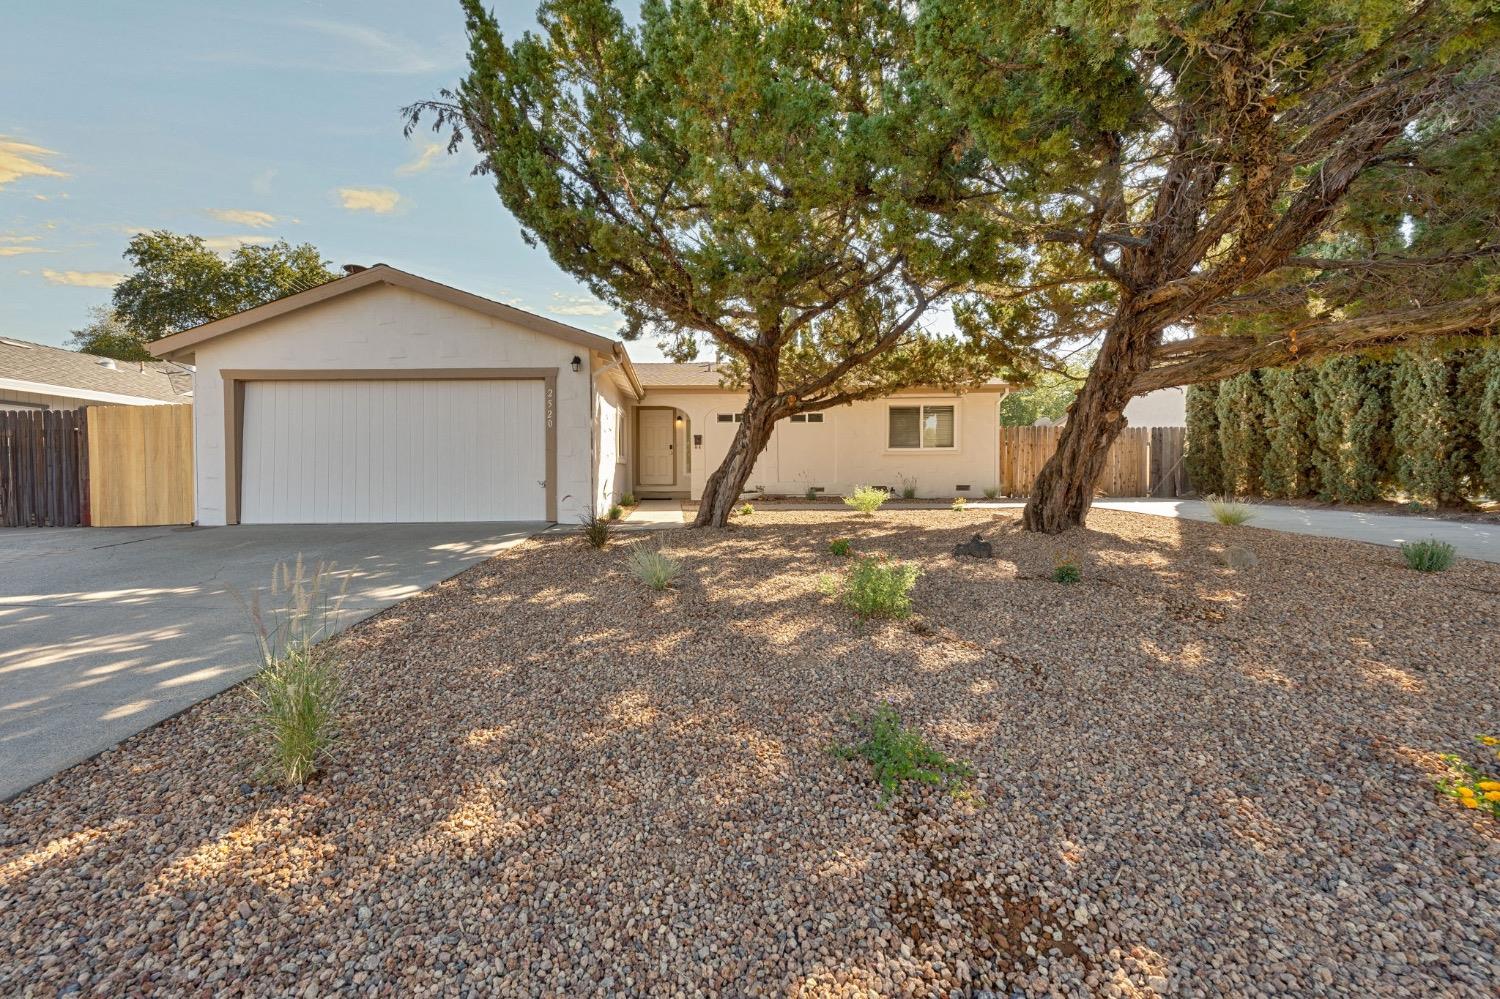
[
  {"left": 805, "top": 486, "right": 819, "bottom": 501},
  {"left": 983, "top": 486, "right": 999, "bottom": 500},
  {"left": 1436, "top": 737, "right": 1500, "bottom": 819},
  {"left": 831, "top": 704, "right": 974, "bottom": 805},
  {"left": 112, "top": 231, "right": 335, "bottom": 341},
  {"left": 1052, "top": 554, "right": 1081, "bottom": 585},
  {"left": 839, "top": 556, "right": 920, "bottom": 619},
  {"left": 738, "top": 502, "right": 755, "bottom": 516},
  {"left": 1392, "top": 349, "right": 1471, "bottom": 504},
  {"left": 997, "top": 358, "right": 1091, "bottom": 427},
  {"left": 1185, "top": 384, "right": 1226, "bottom": 495},
  {"left": 625, "top": 546, "right": 682, "bottom": 590},
  {"left": 844, "top": 485, "right": 891, "bottom": 516},
  {"left": 950, "top": 496, "right": 966, "bottom": 511},
  {"left": 828, "top": 538, "right": 852, "bottom": 557},
  {"left": 621, "top": 492, "right": 637, "bottom": 507},
  {"left": 1400, "top": 539, "right": 1457, "bottom": 573},
  {"left": 1207, "top": 496, "right": 1255, "bottom": 526},
  {"left": 1215, "top": 373, "right": 1269, "bottom": 496},
  {"left": 241, "top": 558, "right": 347, "bottom": 788},
  {"left": 1311, "top": 358, "right": 1394, "bottom": 504},
  {"left": 607, "top": 504, "right": 623, "bottom": 521},
  {"left": 899, "top": 476, "right": 917, "bottom": 500},
  {"left": 1464, "top": 348, "right": 1500, "bottom": 499},
  {"left": 65, "top": 307, "right": 154, "bottom": 362},
  {"left": 580, "top": 508, "right": 612, "bottom": 549},
  {"left": 1260, "top": 367, "right": 1321, "bottom": 500}
]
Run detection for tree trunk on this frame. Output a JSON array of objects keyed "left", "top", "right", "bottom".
[
  {"left": 1022, "top": 313, "right": 1159, "bottom": 533},
  {"left": 694, "top": 364, "right": 783, "bottom": 527}
]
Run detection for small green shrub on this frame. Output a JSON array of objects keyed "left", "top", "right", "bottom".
[
  {"left": 607, "top": 504, "right": 623, "bottom": 521},
  {"left": 625, "top": 545, "right": 682, "bottom": 590},
  {"left": 1206, "top": 495, "right": 1255, "bottom": 526},
  {"left": 621, "top": 492, "right": 637, "bottom": 507},
  {"left": 831, "top": 704, "right": 974, "bottom": 805},
  {"left": 983, "top": 486, "right": 999, "bottom": 500},
  {"left": 1401, "top": 538, "right": 1456, "bottom": 572},
  {"left": 899, "top": 476, "right": 917, "bottom": 500},
  {"left": 581, "top": 508, "right": 612, "bottom": 548},
  {"left": 1052, "top": 553, "right": 1082, "bottom": 585},
  {"left": 738, "top": 502, "right": 755, "bottom": 516},
  {"left": 241, "top": 558, "right": 347, "bottom": 788},
  {"left": 805, "top": 486, "right": 818, "bottom": 501},
  {"left": 844, "top": 484, "right": 891, "bottom": 516},
  {"left": 841, "top": 556, "right": 920, "bottom": 618},
  {"left": 951, "top": 496, "right": 967, "bottom": 511},
  {"left": 828, "top": 538, "right": 852, "bottom": 557}
]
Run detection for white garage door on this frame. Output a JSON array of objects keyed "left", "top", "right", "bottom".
[{"left": 240, "top": 379, "right": 546, "bottom": 523}]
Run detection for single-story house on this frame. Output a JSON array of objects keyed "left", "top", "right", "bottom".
[
  {"left": 0, "top": 336, "right": 193, "bottom": 411},
  {"left": 148, "top": 264, "right": 1009, "bottom": 526},
  {"left": 1035, "top": 387, "right": 1186, "bottom": 429}
]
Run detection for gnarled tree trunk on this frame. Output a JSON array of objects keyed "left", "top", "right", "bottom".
[
  {"left": 694, "top": 363, "right": 784, "bottom": 527},
  {"left": 1022, "top": 311, "right": 1160, "bottom": 533}
]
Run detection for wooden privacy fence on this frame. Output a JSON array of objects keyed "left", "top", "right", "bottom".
[
  {"left": 0, "top": 404, "right": 193, "bottom": 528},
  {"left": 998, "top": 425, "right": 1190, "bottom": 498}
]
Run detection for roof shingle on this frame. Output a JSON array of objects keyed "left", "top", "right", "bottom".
[{"left": 0, "top": 337, "right": 193, "bottom": 403}]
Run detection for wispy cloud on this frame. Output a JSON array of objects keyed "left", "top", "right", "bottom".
[
  {"left": 396, "top": 142, "right": 447, "bottom": 176},
  {"left": 42, "top": 269, "right": 124, "bottom": 288},
  {"left": 200, "top": 234, "right": 276, "bottom": 252},
  {"left": 337, "top": 186, "right": 402, "bottom": 214},
  {"left": 0, "top": 136, "right": 68, "bottom": 188},
  {"left": 196, "top": 20, "right": 452, "bottom": 76},
  {"left": 294, "top": 20, "right": 447, "bottom": 74},
  {"left": 207, "top": 208, "right": 277, "bottom": 228},
  {"left": 548, "top": 293, "right": 614, "bottom": 317},
  {"left": 0, "top": 235, "right": 49, "bottom": 257}
]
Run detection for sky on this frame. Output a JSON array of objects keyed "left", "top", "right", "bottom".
[{"left": 0, "top": 0, "right": 672, "bottom": 360}]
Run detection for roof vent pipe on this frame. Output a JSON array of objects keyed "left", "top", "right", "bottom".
[
  {"left": 97, "top": 358, "right": 117, "bottom": 370},
  {"left": 342, "top": 264, "right": 368, "bottom": 276}
]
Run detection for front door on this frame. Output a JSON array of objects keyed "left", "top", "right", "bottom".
[{"left": 638, "top": 409, "right": 676, "bottom": 486}]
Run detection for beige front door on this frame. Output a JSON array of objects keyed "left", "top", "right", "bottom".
[{"left": 638, "top": 409, "right": 676, "bottom": 486}]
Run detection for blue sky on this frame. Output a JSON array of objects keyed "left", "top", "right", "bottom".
[{"left": 0, "top": 1, "right": 670, "bottom": 358}]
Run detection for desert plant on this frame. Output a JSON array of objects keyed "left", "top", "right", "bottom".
[
  {"left": 1206, "top": 495, "right": 1255, "bottom": 526},
  {"left": 805, "top": 486, "right": 818, "bottom": 501},
  {"left": 1435, "top": 737, "right": 1500, "bottom": 819},
  {"left": 1052, "top": 553, "right": 1081, "bottom": 585},
  {"left": 951, "top": 496, "right": 967, "bottom": 511},
  {"left": 831, "top": 703, "right": 974, "bottom": 805},
  {"left": 828, "top": 538, "right": 852, "bottom": 557},
  {"left": 607, "top": 504, "right": 623, "bottom": 521},
  {"left": 983, "top": 486, "right": 999, "bottom": 500},
  {"left": 621, "top": 492, "right": 637, "bottom": 507},
  {"left": 840, "top": 556, "right": 920, "bottom": 619},
  {"left": 625, "top": 545, "right": 682, "bottom": 590},
  {"left": 1400, "top": 538, "right": 1457, "bottom": 572},
  {"left": 844, "top": 484, "right": 891, "bottom": 516},
  {"left": 241, "top": 558, "right": 348, "bottom": 788},
  {"left": 738, "top": 502, "right": 755, "bottom": 516},
  {"left": 899, "top": 475, "right": 917, "bottom": 500},
  {"left": 580, "top": 508, "right": 612, "bottom": 548}
]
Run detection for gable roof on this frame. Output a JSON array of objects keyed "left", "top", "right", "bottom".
[
  {"left": 147, "top": 264, "right": 638, "bottom": 383},
  {"left": 0, "top": 337, "right": 193, "bottom": 404},
  {"left": 632, "top": 361, "right": 730, "bottom": 387}
]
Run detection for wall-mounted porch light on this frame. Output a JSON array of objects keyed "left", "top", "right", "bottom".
[{"left": 570, "top": 355, "right": 582, "bottom": 372}]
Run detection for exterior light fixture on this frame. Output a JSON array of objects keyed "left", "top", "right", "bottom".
[{"left": 570, "top": 355, "right": 582, "bottom": 372}]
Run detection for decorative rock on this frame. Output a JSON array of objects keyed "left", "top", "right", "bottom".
[{"left": 952, "top": 534, "right": 994, "bottom": 559}]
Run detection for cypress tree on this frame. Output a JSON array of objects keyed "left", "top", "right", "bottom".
[
  {"left": 1185, "top": 382, "right": 1226, "bottom": 495},
  {"left": 1458, "top": 345, "right": 1500, "bottom": 500},
  {"left": 1261, "top": 366, "right": 1321, "bottom": 499},
  {"left": 1215, "top": 373, "right": 1269, "bottom": 495},
  {"left": 1392, "top": 348, "right": 1470, "bottom": 504},
  {"left": 1312, "top": 358, "right": 1394, "bottom": 503}
]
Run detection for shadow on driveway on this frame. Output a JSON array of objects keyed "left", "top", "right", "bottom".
[{"left": 0, "top": 522, "right": 542, "bottom": 800}]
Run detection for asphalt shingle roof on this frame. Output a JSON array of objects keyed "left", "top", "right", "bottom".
[
  {"left": 631, "top": 361, "right": 730, "bottom": 387},
  {"left": 0, "top": 337, "right": 193, "bottom": 403}
]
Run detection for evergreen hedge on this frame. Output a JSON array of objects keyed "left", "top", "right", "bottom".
[{"left": 1186, "top": 345, "right": 1500, "bottom": 504}]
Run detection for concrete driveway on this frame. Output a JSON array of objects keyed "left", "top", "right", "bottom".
[{"left": 0, "top": 522, "right": 543, "bottom": 801}]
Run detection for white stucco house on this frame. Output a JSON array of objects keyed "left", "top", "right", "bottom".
[{"left": 149, "top": 264, "right": 1009, "bottom": 525}]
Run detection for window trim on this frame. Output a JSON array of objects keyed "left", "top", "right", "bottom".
[{"left": 885, "top": 401, "right": 960, "bottom": 453}]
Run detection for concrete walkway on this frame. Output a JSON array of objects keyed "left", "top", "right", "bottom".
[
  {"left": 1094, "top": 499, "right": 1500, "bottom": 562},
  {"left": 0, "top": 522, "right": 541, "bottom": 801},
  {"left": 619, "top": 499, "right": 688, "bottom": 530}
]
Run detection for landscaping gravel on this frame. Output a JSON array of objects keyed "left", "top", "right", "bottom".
[{"left": 2, "top": 509, "right": 1497, "bottom": 997}]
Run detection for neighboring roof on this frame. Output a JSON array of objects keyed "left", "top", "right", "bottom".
[
  {"left": 632, "top": 361, "right": 730, "bottom": 387},
  {"left": 0, "top": 337, "right": 193, "bottom": 404},
  {"left": 146, "top": 265, "right": 638, "bottom": 388}
]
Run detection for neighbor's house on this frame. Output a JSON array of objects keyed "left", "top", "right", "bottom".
[
  {"left": 148, "top": 265, "right": 1008, "bottom": 526},
  {"left": 1, "top": 336, "right": 192, "bottom": 411}
]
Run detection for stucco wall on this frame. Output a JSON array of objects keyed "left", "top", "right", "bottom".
[
  {"left": 188, "top": 283, "right": 595, "bottom": 525},
  {"left": 593, "top": 368, "right": 631, "bottom": 513},
  {"left": 1123, "top": 387, "right": 1187, "bottom": 427},
  {"left": 635, "top": 390, "right": 1002, "bottom": 500}
]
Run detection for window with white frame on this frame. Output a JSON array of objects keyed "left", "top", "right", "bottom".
[{"left": 888, "top": 404, "right": 955, "bottom": 449}]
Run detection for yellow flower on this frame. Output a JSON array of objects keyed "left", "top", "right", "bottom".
[
  {"left": 1457, "top": 786, "right": 1476, "bottom": 797},
  {"left": 1478, "top": 781, "right": 1500, "bottom": 791},
  {"left": 1486, "top": 791, "right": 1500, "bottom": 801},
  {"left": 1462, "top": 798, "right": 1480, "bottom": 809},
  {"left": 1480, "top": 736, "right": 1499, "bottom": 746}
]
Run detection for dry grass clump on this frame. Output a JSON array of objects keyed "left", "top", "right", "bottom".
[
  {"left": 1206, "top": 495, "right": 1255, "bottom": 525},
  {"left": 625, "top": 545, "right": 682, "bottom": 590}
]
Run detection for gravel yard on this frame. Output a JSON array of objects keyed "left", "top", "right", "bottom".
[{"left": 2, "top": 509, "right": 1497, "bottom": 997}]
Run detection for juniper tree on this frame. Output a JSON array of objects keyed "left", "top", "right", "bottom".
[
  {"left": 1260, "top": 367, "right": 1321, "bottom": 499},
  {"left": 406, "top": 0, "right": 1015, "bottom": 526},
  {"left": 920, "top": 0, "right": 1500, "bottom": 531},
  {"left": 1184, "top": 383, "right": 1226, "bottom": 495}
]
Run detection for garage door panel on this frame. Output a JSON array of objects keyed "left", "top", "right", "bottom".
[{"left": 240, "top": 379, "right": 545, "bottom": 523}]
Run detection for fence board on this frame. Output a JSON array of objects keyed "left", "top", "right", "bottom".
[
  {"left": 87, "top": 404, "right": 194, "bottom": 527},
  {"left": 0, "top": 408, "right": 89, "bottom": 527},
  {"left": 998, "top": 423, "right": 1186, "bottom": 498}
]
